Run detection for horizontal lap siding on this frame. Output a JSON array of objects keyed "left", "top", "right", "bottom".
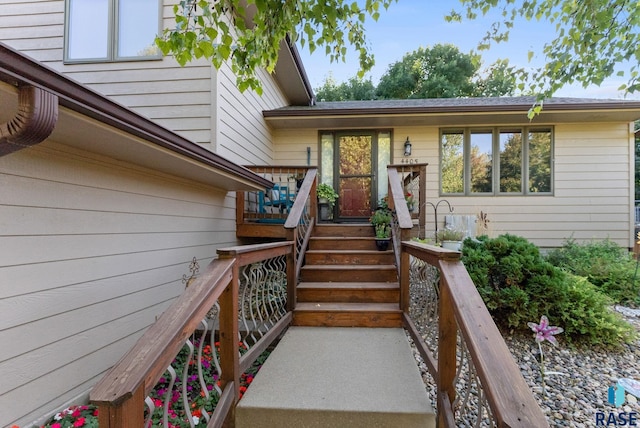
[
  {"left": 0, "top": 141, "right": 232, "bottom": 427},
  {"left": 273, "top": 129, "right": 320, "bottom": 164},
  {"left": 426, "top": 122, "right": 633, "bottom": 248},
  {"left": 273, "top": 123, "right": 634, "bottom": 249},
  {"left": 217, "top": 61, "right": 287, "bottom": 165}
]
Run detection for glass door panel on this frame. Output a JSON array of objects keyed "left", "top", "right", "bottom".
[{"left": 338, "top": 134, "right": 373, "bottom": 218}]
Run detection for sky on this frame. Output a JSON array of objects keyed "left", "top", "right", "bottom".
[{"left": 296, "top": 0, "right": 639, "bottom": 99}]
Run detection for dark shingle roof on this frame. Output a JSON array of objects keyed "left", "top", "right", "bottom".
[{"left": 275, "top": 96, "right": 640, "bottom": 113}]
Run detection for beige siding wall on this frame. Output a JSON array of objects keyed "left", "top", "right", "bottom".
[
  {"left": 274, "top": 122, "right": 635, "bottom": 248},
  {"left": 0, "top": 0, "right": 289, "bottom": 160},
  {"left": 0, "top": 140, "right": 235, "bottom": 426},
  {"left": 216, "top": 61, "right": 287, "bottom": 165},
  {"left": 273, "top": 128, "right": 319, "bottom": 165}
]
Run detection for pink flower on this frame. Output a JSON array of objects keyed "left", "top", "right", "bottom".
[
  {"left": 527, "top": 315, "right": 563, "bottom": 345},
  {"left": 51, "top": 424, "right": 62, "bottom": 428},
  {"left": 73, "top": 417, "right": 85, "bottom": 427}
]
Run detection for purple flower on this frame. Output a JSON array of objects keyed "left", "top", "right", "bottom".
[{"left": 527, "top": 315, "right": 563, "bottom": 345}]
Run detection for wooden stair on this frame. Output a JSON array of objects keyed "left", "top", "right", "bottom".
[{"left": 293, "top": 224, "right": 402, "bottom": 327}]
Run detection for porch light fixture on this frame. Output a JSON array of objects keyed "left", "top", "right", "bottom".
[{"left": 403, "top": 137, "right": 412, "bottom": 156}]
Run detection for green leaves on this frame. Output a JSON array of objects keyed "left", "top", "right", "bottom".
[
  {"left": 453, "top": 0, "right": 640, "bottom": 114},
  {"left": 156, "top": 0, "right": 397, "bottom": 94}
]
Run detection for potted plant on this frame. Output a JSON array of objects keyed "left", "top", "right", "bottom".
[
  {"left": 405, "top": 191, "right": 415, "bottom": 212},
  {"left": 317, "top": 183, "right": 338, "bottom": 220},
  {"left": 370, "top": 208, "right": 392, "bottom": 250},
  {"left": 289, "top": 172, "right": 306, "bottom": 190},
  {"left": 436, "top": 227, "right": 465, "bottom": 251}
]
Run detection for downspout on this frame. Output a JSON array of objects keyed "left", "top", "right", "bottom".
[{"left": 0, "top": 84, "right": 58, "bottom": 156}]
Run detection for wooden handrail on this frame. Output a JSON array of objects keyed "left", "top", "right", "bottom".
[
  {"left": 284, "top": 168, "right": 317, "bottom": 283},
  {"left": 387, "top": 167, "right": 413, "bottom": 231},
  {"left": 400, "top": 241, "right": 548, "bottom": 427},
  {"left": 284, "top": 168, "right": 316, "bottom": 229},
  {"left": 90, "top": 241, "right": 294, "bottom": 427},
  {"left": 90, "top": 258, "right": 235, "bottom": 407}
]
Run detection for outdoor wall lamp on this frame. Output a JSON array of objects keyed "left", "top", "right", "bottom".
[{"left": 403, "top": 137, "right": 412, "bottom": 156}]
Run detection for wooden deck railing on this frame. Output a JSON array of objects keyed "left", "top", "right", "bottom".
[
  {"left": 237, "top": 166, "right": 315, "bottom": 239},
  {"left": 283, "top": 168, "right": 317, "bottom": 283},
  {"left": 400, "top": 242, "right": 549, "bottom": 427},
  {"left": 90, "top": 242, "right": 295, "bottom": 427},
  {"left": 387, "top": 164, "right": 546, "bottom": 426},
  {"left": 388, "top": 163, "right": 427, "bottom": 237}
]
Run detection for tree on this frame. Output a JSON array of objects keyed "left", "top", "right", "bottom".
[
  {"left": 474, "top": 59, "right": 517, "bottom": 97},
  {"left": 375, "top": 44, "right": 516, "bottom": 99},
  {"left": 156, "top": 0, "right": 397, "bottom": 94},
  {"left": 315, "top": 73, "right": 376, "bottom": 101},
  {"left": 448, "top": 0, "right": 640, "bottom": 115}
]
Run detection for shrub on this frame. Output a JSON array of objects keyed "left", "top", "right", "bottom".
[
  {"left": 546, "top": 238, "right": 640, "bottom": 306},
  {"left": 462, "top": 235, "right": 636, "bottom": 348}
]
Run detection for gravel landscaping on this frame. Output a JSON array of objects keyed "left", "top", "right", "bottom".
[{"left": 411, "top": 306, "right": 640, "bottom": 427}]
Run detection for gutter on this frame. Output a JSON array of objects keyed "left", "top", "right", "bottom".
[
  {"left": 263, "top": 99, "right": 640, "bottom": 119},
  {"left": 284, "top": 35, "right": 315, "bottom": 106},
  {"left": 0, "top": 84, "right": 58, "bottom": 156},
  {"left": 0, "top": 43, "right": 272, "bottom": 189}
]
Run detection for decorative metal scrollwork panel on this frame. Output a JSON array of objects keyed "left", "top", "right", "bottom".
[
  {"left": 453, "top": 335, "right": 496, "bottom": 427},
  {"left": 408, "top": 256, "right": 440, "bottom": 358},
  {"left": 239, "top": 257, "right": 288, "bottom": 349}
]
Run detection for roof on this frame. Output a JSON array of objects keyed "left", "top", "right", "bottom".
[
  {"left": 263, "top": 96, "right": 640, "bottom": 129},
  {"left": 0, "top": 42, "right": 272, "bottom": 191}
]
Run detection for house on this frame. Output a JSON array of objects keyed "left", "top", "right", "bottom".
[
  {"left": 1, "top": 1, "right": 640, "bottom": 426},
  {"left": 264, "top": 97, "right": 640, "bottom": 248}
]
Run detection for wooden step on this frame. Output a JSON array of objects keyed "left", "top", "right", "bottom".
[
  {"left": 297, "top": 282, "right": 399, "bottom": 303},
  {"left": 305, "top": 249, "right": 394, "bottom": 265},
  {"left": 312, "top": 223, "right": 374, "bottom": 237},
  {"left": 299, "top": 264, "right": 397, "bottom": 283},
  {"left": 293, "top": 302, "right": 402, "bottom": 327},
  {"left": 309, "top": 236, "right": 379, "bottom": 251}
]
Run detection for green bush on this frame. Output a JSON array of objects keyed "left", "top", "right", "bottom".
[
  {"left": 545, "top": 238, "right": 640, "bottom": 306},
  {"left": 461, "top": 235, "right": 636, "bottom": 348}
]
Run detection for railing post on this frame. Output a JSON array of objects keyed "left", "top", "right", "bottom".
[
  {"left": 418, "top": 164, "right": 427, "bottom": 239},
  {"left": 286, "top": 238, "right": 297, "bottom": 312},
  {"left": 400, "top": 247, "right": 410, "bottom": 313},
  {"left": 437, "top": 264, "right": 457, "bottom": 427},
  {"left": 95, "top": 386, "right": 145, "bottom": 427},
  {"left": 219, "top": 264, "right": 240, "bottom": 424}
]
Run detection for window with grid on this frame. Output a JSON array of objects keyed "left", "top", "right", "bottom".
[{"left": 440, "top": 127, "right": 552, "bottom": 195}]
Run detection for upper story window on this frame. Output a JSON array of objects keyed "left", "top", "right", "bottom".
[
  {"left": 65, "top": 0, "right": 162, "bottom": 62},
  {"left": 440, "top": 127, "right": 553, "bottom": 196}
]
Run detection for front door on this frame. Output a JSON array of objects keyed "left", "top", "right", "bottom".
[{"left": 336, "top": 133, "right": 374, "bottom": 219}]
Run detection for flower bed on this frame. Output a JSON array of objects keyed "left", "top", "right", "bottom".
[{"left": 29, "top": 341, "right": 270, "bottom": 428}]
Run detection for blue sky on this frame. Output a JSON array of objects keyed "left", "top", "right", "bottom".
[{"left": 296, "top": 0, "right": 637, "bottom": 99}]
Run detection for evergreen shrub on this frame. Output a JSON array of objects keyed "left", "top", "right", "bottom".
[
  {"left": 545, "top": 238, "right": 640, "bottom": 306},
  {"left": 461, "top": 235, "right": 636, "bottom": 348}
]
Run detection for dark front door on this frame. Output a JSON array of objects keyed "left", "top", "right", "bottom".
[{"left": 336, "top": 133, "right": 374, "bottom": 219}]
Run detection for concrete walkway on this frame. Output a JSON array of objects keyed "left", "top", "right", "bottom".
[{"left": 236, "top": 327, "right": 435, "bottom": 428}]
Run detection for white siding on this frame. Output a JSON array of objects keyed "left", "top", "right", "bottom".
[
  {"left": 0, "top": 140, "right": 235, "bottom": 427},
  {"left": 273, "top": 123, "right": 635, "bottom": 248}
]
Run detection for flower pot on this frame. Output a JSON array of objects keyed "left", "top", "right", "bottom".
[
  {"left": 375, "top": 238, "right": 390, "bottom": 251},
  {"left": 441, "top": 240, "right": 462, "bottom": 251},
  {"left": 319, "top": 200, "right": 332, "bottom": 221}
]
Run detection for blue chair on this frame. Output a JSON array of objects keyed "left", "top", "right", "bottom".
[{"left": 259, "top": 184, "right": 294, "bottom": 214}]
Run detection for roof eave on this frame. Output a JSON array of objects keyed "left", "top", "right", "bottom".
[
  {"left": 0, "top": 43, "right": 272, "bottom": 191},
  {"left": 263, "top": 100, "right": 640, "bottom": 129}
]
